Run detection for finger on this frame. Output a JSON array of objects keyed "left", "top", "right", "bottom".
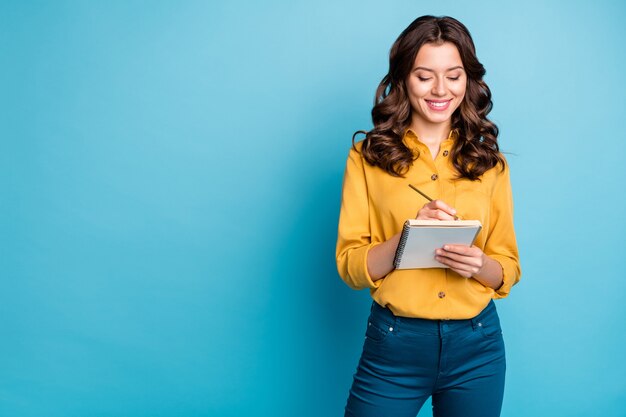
[
  {"left": 436, "top": 250, "right": 481, "bottom": 267},
  {"left": 434, "top": 209, "right": 456, "bottom": 221},
  {"left": 435, "top": 254, "right": 481, "bottom": 276},
  {"left": 449, "top": 268, "right": 473, "bottom": 278},
  {"left": 436, "top": 246, "right": 483, "bottom": 266},
  {"left": 440, "top": 244, "right": 478, "bottom": 256},
  {"left": 428, "top": 200, "right": 457, "bottom": 218},
  {"left": 435, "top": 253, "right": 473, "bottom": 278},
  {"left": 416, "top": 206, "right": 454, "bottom": 220}
]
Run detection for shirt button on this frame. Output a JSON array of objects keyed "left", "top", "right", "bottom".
[
  {"left": 431, "top": 174, "right": 438, "bottom": 181},
  {"left": 438, "top": 291, "right": 446, "bottom": 298},
  {"left": 443, "top": 150, "right": 449, "bottom": 157}
]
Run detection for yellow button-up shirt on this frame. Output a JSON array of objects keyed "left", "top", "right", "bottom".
[{"left": 336, "top": 129, "right": 521, "bottom": 319}]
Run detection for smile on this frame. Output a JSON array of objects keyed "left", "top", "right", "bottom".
[{"left": 425, "top": 99, "right": 452, "bottom": 111}]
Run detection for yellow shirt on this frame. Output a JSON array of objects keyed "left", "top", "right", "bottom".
[{"left": 336, "top": 129, "right": 521, "bottom": 319}]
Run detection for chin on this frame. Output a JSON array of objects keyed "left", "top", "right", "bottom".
[{"left": 425, "top": 114, "right": 453, "bottom": 124}]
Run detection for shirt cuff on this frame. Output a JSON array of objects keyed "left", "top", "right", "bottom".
[
  {"left": 344, "top": 242, "right": 385, "bottom": 290},
  {"left": 490, "top": 255, "right": 520, "bottom": 299}
]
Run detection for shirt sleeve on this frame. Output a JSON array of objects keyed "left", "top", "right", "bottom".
[
  {"left": 335, "top": 146, "right": 384, "bottom": 290},
  {"left": 484, "top": 160, "right": 521, "bottom": 298}
]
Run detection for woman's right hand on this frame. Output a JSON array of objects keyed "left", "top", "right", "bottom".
[{"left": 416, "top": 200, "right": 458, "bottom": 220}]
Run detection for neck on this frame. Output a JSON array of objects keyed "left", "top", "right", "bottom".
[{"left": 409, "top": 120, "right": 452, "bottom": 147}]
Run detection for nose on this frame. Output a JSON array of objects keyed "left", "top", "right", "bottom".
[{"left": 432, "top": 76, "right": 446, "bottom": 96}]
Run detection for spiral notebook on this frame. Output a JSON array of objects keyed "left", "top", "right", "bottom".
[{"left": 393, "top": 219, "right": 482, "bottom": 269}]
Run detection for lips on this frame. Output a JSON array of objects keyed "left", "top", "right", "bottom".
[{"left": 425, "top": 99, "right": 452, "bottom": 111}]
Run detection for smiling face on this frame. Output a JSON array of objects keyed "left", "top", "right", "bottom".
[{"left": 406, "top": 42, "right": 467, "bottom": 131}]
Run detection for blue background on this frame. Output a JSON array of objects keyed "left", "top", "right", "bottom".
[{"left": 2, "top": 1, "right": 625, "bottom": 416}]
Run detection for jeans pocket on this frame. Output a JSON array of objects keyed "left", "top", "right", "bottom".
[
  {"left": 365, "top": 322, "right": 388, "bottom": 342},
  {"left": 478, "top": 319, "right": 502, "bottom": 339},
  {"left": 364, "top": 315, "right": 394, "bottom": 343},
  {"left": 474, "top": 302, "right": 503, "bottom": 339}
]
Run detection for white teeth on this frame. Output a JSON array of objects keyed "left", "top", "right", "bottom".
[{"left": 428, "top": 101, "right": 449, "bottom": 107}]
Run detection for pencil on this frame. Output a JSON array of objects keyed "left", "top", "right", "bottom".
[
  {"left": 408, "top": 184, "right": 434, "bottom": 202},
  {"left": 408, "top": 184, "right": 461, "bottom": 220}
]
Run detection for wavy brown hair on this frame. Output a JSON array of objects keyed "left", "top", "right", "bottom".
[{"left": 354, "top": 15, "right": 504, "bottom": 180}]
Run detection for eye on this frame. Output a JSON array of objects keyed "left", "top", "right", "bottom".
[
  {"left": 418, "top": 76, "right": 431, "bottom": 82},
  {"left": 447, "top": 76, "right": 460, "bottom": 81}
]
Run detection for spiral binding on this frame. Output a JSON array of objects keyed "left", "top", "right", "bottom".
[{"left": 393, "top": 221, "right": 411, "bottom": 269}]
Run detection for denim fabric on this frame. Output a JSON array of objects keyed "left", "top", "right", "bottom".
[{"left": 345, "top": 301, "right": 506, "bottom": 417}]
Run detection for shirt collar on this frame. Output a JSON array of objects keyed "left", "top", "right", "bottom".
[{"left": 403, "top": 128, "right": 458, "bottom": 148}]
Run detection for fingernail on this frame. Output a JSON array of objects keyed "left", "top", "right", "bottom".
[{"left": 443, "top": 245, "right": 449, "bottom": 250}]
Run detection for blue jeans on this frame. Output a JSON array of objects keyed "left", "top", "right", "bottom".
[{"left": 345, "top": 301, "right": 506, "bottom": 417}]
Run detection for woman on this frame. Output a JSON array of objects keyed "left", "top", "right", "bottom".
[{"left": 336, "top": 15, "right": 521, "bottom": 417}]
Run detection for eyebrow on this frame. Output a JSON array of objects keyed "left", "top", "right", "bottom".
[{"left": 413, "top": 66, "right": 464, "bottom": 72}]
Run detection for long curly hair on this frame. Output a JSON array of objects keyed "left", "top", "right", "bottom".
[{"left": 354, "top": 15, "right": 504, "bottom": 180}]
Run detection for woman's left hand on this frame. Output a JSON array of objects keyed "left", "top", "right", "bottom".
[
  {"left": 435, "top": 244, "right": 486, "bottom": 278},
  {"left": 435, "top": 245, "right": 504, "bottom": 290}
]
